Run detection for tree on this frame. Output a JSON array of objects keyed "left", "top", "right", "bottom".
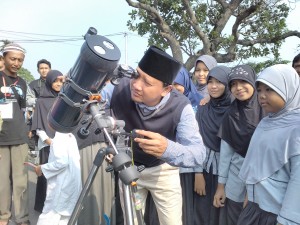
[
  {"left": 18, "top": 67, "right": 35, "bottom": 83},
  {"left": 125, "top": 0, "right": 300, "bottom": 70}
]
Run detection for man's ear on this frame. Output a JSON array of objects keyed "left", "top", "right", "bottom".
[{"left": 161, "top": 85, "right": 173, "bottom": 97}]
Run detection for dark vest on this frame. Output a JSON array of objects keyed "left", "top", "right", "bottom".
[{"left": 111, "top": 78, "right": 189, "bottom": 167}]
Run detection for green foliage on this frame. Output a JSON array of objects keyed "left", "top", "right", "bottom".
[
  {"left": 18, "top": 67, "right": 35, "bottom": 84},
  {"left": 247, "top": 58, "right": 290, "bottom": 74},
  {"left": 128, "top": 1, "right": 209, "bottom": 50},
  {"left": 126, "top": 0, "right": 295, "bottom": 66}
]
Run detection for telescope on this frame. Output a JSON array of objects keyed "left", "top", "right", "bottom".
[
  {"left": 48, "top": 28, "right": 144, "bottom": 225},
  {"left": 48, "top": 27, "right": 121, "bottom": 133}
]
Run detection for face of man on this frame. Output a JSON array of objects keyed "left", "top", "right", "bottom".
[
  {"left": 293, "top": 60, "right": 300, "bottom": 76},
  {"left": 3, "top": 51, "right": 25, "bottom": 77},
  {"left": 38, "top": 63, "right": 51, "bottom": 79},
  {"left": 130, "top": 67, "right": 172, "bottom": 107}
]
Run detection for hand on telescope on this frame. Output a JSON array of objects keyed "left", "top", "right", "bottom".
[{"left": 134, "top": 130, "right": 168, "bottom": 157}]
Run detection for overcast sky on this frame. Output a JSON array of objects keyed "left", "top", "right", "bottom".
[{"left": 1, "top": 0, "right": 299, "bottom": 78}]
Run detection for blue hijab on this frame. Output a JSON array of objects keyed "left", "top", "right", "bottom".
[{"left": 174, "top": 66, "right": 203, "bottom": 112}]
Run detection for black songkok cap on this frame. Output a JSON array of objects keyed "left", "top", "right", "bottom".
[{"left": 138, "top": 46, "right": 182, "bottom": 85}]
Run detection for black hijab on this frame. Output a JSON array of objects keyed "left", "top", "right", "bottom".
[
  {"left": 31, "top": 70, "right": 62, "bottom": 138},
  {"left": 218, "top": 65, "right": 263, "bottom": 157},
  {"left": 196, "top": 66, "right": 232, "bottom": 152}
]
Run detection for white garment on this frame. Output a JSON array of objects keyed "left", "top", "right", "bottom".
[
  {"left": 36, "top": 210, "right": 70, "bottom": 225},
  {"left": 36, "top": 129, "right": 49, "bottom": 150},
  {"left": 41, "top": 132, "right": 82, "bottom": 217}
]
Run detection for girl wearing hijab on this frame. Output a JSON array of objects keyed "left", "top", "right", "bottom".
[
  {"left": 194, "top": 66, "right": 232, "bottom": 225},
  {"left": 173, "top": 66, "right": 203, "bottom": 112},
  {"left": 31, "top": 70, "right": 63, "bottom": 212},
  {"left": 237, "top": 65, "right": 300, "bottom": 225},
  {"left": 193, "top": 55, "right": 218, "bottom": 105},
  {"left": 213, "top": 65, "right": 264, "bottom": 225}
]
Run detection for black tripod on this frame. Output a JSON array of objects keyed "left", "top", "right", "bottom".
[{"left": 68, "top": 101, "right": 145, "bottom": 225}]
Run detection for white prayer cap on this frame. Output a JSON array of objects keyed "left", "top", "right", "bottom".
[{"left": 2, "top": 43, "right": 26, "bottom": 55}]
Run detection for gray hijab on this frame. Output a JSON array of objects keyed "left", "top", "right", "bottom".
[
  {"left": 194, "top": 55, "right": 217, "bottom": 96},
  {"left": 194, "top": 55, "right": 218, "bottom": 70},
  {"left": 239, "top": 64, "right": 300, "bottom": 184}
]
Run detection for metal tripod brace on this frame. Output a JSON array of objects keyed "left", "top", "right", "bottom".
[{"left": 68, "top": 102, "right": 145, "bottom": 225}]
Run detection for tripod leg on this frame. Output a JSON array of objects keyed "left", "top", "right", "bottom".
[
  {"left": 122, "top": 182, "right": 135, "bottom": 225},
  {"left": 131, "top": 183, "right": 145, "bottom": 225},
  {"left": 68, "top": 148, "right": 106, "bottom": 225}
]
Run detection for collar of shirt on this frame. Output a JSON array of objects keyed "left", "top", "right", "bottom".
[{"left": 136, "top": 92, "right": 171, "bottom": 113}]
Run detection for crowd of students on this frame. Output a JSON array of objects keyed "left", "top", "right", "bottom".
[{"left": 0, "top": 42, "right": 300, "bottom": 225}]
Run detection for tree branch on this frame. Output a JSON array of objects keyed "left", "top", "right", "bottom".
[
  {"left": 238, "top": 30, "right": 300, "bottom": 46},
  {"left": 228, "top": 2, "right": 262, "bottom": 56},
  {"left": 211, "top": 0, "right": 241, "bottom": 50},
  {"left": 181, "top": 0, "right": 211, "bottom": 53},
  {"left": 125, "top": 0, "right": 183, "bottom": 61}
]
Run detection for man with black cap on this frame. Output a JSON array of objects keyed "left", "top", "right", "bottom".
[
  {"left": 0, "top": 43, "right": 30, "bottom": 225},
  {"left": 101, "top": 46, "right": 206, "bottom": 225}
]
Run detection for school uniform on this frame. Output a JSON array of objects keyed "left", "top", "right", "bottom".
[
  {"left": 238, "top": 65, "right": 300, "bottom": 225},
  {"left": 217, "top": 65, "right": 264, "bottom": 225},
  {"left": 194, "top": 66, "right": 232, "bottom": 225}
]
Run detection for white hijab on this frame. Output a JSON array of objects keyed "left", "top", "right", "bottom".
[{"left": 239, "top": 64, "right": 300, "bottom": 184}]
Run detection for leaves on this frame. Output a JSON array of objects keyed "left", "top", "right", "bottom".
[
  {"left": 18, "top": 67, "right": 35, "bottom": 84},
  {"left": 125, "top": 0, "right": 299, "bottom": 70}
]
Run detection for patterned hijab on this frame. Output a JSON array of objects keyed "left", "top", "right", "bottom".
[
  {"left": 196, "top": 66, "right": 232, "bottom": 152},
  {"left": 239, "top": 64, "right": 300, "bottom": 183},
  {"left": 218, "top": 65, "right": 263, "bottom": 157}
]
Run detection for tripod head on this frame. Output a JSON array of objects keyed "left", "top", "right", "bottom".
[{"left": 76, "top": 98, "right": 142, "bottom": 185}]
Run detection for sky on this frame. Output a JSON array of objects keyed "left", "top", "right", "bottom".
[{"left": 1, "top": 0, "right": 300, "bottom": 79}]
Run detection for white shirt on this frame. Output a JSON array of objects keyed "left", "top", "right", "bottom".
[{"left": 41, "top": 132, "right": 82, "bottom": 216}]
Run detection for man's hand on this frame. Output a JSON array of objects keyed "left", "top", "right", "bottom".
[
  {"left": 194, "top": 173, "right": 206, "bottom": 196},
  {"left": 134, "top": 130, "right": 168, "bottom": 157}
]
